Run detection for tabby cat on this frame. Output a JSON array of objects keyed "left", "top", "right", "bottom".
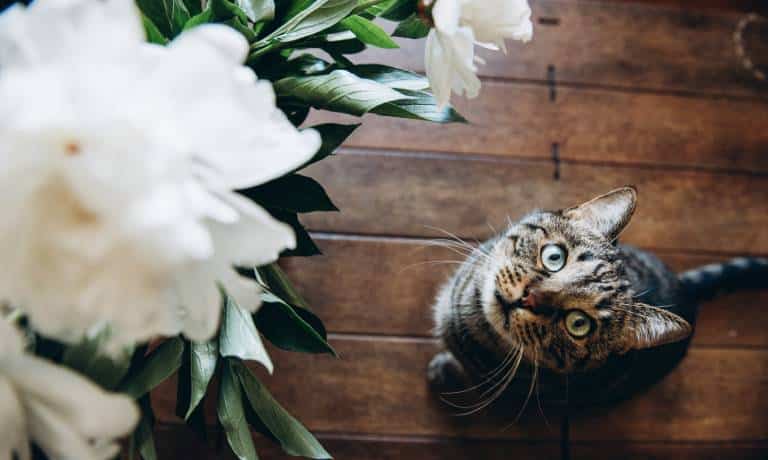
[{"left": 428, "top": 187, "right": 767, "bottom": 409}]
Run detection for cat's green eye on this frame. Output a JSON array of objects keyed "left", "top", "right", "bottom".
[
  {"left": 541, "top": 244, "right": 567, "bottom": 272},
  {"left": 565, "top": 310, "right": 592, "bottom": 338}
]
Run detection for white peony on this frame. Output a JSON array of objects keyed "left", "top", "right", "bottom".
[
  {"left": 0, "top": 0, "right": 321, "bottom": 350},
  {"left": 424, "top": 0, "right": 533, "bottom": 107},
  {"left": 0, "top": 318, "right": 139, "bottom": 460}
]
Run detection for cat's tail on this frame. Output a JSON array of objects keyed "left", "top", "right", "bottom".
[{"left": 678, "top": 257, "right": 768, "bottom": 303}]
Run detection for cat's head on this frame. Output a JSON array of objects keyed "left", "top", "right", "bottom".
[{"left": 480, "top": 186, "right": 692, "bottom": 373}]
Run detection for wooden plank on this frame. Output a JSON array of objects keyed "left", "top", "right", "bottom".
[
  {"left": 569, "top": 347, "right": 768, "bottom": 441},
  {"left": 308, "top": 80, "right": 768, "bottom": 172},
  {"left": 571, "top": 441, "right": 768, "bottom": 460},
  {"left": 583, "top": 0, "right": 756, "bottom": 10},
  {"left": 149, "top": 424, "right": 768, "bottom": 460},
  {"left": 151, "top": 339, "right": 766, "bottom": 442},
  {"left": 357, "top": 0, "right": 767, "bottom": 97},
  {"left": 306, "top": 83, "right": 553, "bottom": 161},
  {"left": 280, "top": 236, "right": 768, "bottom": 347},
  {"left": 152, "top": 337, "right": 563, "bottom": 440},
  {"left": 300, "top": 152, "right": 768, "bottom": 254},
  {"left": 150, "top": 425, "right": 562, "bottom": 460}
]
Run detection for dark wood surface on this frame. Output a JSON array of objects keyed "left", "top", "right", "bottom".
[
  {"left": 358, "top": 0, "right": 768, "bottom": 97},
  {"left": 300, "top": 152, "right": 768, "bottom": 254},
  {"left": 151, "top": 0, "right": 768, "bottom": 458},
  {"left": 311, "top": 81, "right": 768, "bottom": 172},
  {"left": 278, "top": 235, "right": 768, "bottom": 347}
]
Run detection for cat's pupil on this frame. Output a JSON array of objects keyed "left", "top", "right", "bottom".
[
  {"left": 549, "top": 254, "right": 561, "bottom": 261},
  {"left": 573, "top": 318, "right": 585, "bottom": 327}
]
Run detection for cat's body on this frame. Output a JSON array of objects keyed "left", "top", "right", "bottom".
[{"left": 428, "top": 188, "right": 767, "bottom": 408}]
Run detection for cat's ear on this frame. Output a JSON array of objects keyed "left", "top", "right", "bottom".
[
  {"left": 564, "top": 186, "right": 637, "bottom": 240},
  {"left": 619, "top": 304, "right": 692, "bottom": 351}
]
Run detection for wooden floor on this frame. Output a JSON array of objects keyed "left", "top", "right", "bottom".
[{"left": 151, "top": 0, "right": 768, "bottom": 458}]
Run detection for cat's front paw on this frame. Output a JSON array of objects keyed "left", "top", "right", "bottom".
[{"left": 427, "top": 351, "right": 468, "bottom": 393}]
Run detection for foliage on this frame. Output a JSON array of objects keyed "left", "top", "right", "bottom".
[{"left": 34, "top": 0, "right": 465, "bottom": 458}]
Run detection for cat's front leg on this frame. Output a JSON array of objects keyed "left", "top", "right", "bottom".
[{"left": 427, "top": 350, "right": 471, "bottom": 393}]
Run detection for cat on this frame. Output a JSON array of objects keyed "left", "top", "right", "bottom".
[{"left": 428, "top": 186, "right": 767, "bottom": 409}]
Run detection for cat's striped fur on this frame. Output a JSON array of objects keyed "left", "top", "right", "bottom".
[{"left": 429, "top": 187, "right": 768, "bottom": 407}]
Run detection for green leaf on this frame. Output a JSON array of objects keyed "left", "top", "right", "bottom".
[
  {"left": 274, "top": 70, "right": 410, "bottom": 116},
  {"left": 280, "top": 54, "right": 332, "bottom": 76},
  {"left": 298, "top": 123, "right": 359, "bottom": 169},
  {"left": 362, "top": 0, "right": 397, "bottom": 16},
  {"left": 258, "top": 0, "right": 357, "bottom": 44},
  {"left": 130, "top": 396, "right": 157, "bottom": 460},
  {"left": 282, "top": 0, "right": 316, "bottom": 21},
  {"left": 238, "top": 0, "right": 275, "bottom": 22},
  {"left": 218, "top": 360, "right": 258, "bottom": 460},
  {"left": 234, "top": 361, "right": 331, "bottom": 459},
  {"left": 183, "top": 6, "right": 214, "bottom": 30},
  {"left": 186, "top": 339, "right": 219, "bottom": 419},
  {"left": 392, "top": 13, "right": 429, "bottom": 39},
  {"left": 169, "top": 0, "right": 192, "bottom": 33},
  {"left": 141, "top": 14, "right": 169, "bottom": 44},
  {"left": 372, "top": 89, "right": 467, "bottom": 123},
  {"left": 256, "top": 264, "right": 311, "bottom": 310},
  {"left": 210, "top": 0, "right": 251, "bottom": 23},
  {"left": 119, "top": 337, "right": 184, "bottom": 399},
  {"left": 136, "top": 0, "right": 190, "bottom": 37},
  {"left": 136, "top": 0, "right": 172, "bottom": 37},
  {"left": 183, "top": 0, "right": 203, "bottom": 15},
  {"left": 219, "top": 290, "right": 273, "bottom": 373},
  {"left": 240, "top": 174, "right": 338, "bottom": 214},
  {"left": 348, "top": 64, "right": 428, "bottom": 90},
  {"left": 256, "top": 292, "right": 336, "bottom": 355},
  {"left": 317, "top": 37, "right": 367, "bottom": 55},
  {"left": 340, "top": 15, "right": 398, "bottom": 48},
  {"left": 61, "top": 329, "right": 133, "bottom": 390},
  {"left": 267, "top": 210, "right": 321, "bottom": 257},
  {"left": 380, "top": 0, "right": 416, "bottom": 21}
]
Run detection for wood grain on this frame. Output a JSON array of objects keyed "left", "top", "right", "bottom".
[
  {"left": 151, "top": 339, "right": 767, "bottom": 442},
  {"left": 308, "top": 79, "right": 768, "bottom": 174},
  {"left": 570, "top": 441, "right": 768, "bottom": 460},
  {"left": 147, "top": 425, "right": 768, "bottom": 460},
  {"left": 152, "top": 337, "right": 563, "bottom": 440},
  {"left": 357, "top": 0, "right": 767, "bottom": 97},
  {"left": 569, "top": 347, "right": 768, "bottom": 441},
  {"left": 300, "top": 152, "right": 768, "bottom": 254},
  {"left": 280, "top": 236, "right": 768, "bottom": 347},
  {"left": 149, "top": 426, "right": 562, "bottom": 460}
]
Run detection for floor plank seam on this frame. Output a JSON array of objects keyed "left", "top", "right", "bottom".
[
  {"left": 336, "top": 147, "right": 768, "bottom": 178},
  {"left": 304, "top": 231, "right": 768, "bottom": 259}
]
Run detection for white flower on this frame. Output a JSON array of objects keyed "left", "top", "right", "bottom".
[
  {"left": 0, "top": 319, "right": 139, "bottom": 460},
  {"left": 0, "top": 0, "right": 321, "bottom": 350},
  {"left": 424, "top": 0, "right": 533, "bottom": 107}
]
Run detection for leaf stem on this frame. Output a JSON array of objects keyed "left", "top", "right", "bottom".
[{"left": 248, "top": 40, "right": 285, "bottom": 61}]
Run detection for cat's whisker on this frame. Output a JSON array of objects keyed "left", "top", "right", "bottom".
[
  {"left": 397, "top": 260, "right": 465, "bottom": 274},
  {"left": 440, "top": 348, "right": 520, "bottom": 407},
  {"left": 513, "top": 353, "right": 538, "bottom": 423},
  {"left": 447, "top": 346, "right": 525, "bottom": 416},
  {"left": 423, "top": 225, "right": 490, "bottom": 257},
  {"left": 428, "top": 238, "right": 491, "bottom": 260},
  {"left": 534, "top": 358, "right": 552, "bottom": 429},
  {"left": 441, "top": 346, "right": 518, "bottom": 396}
]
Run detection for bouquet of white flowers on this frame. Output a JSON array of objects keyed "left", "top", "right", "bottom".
[{"left": 0, "top": 0, "right": 531, "bottom": 458}]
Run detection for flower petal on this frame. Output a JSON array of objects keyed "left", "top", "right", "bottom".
[
  {"left": 0, "top": 376, "right": 29, "bottom": 460},
  {"left": 5, "top": 355, "right": 139, "bottom": 441}
]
